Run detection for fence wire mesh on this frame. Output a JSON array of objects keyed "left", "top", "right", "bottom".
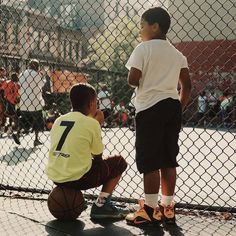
[{"left": 0, "top": 0, "right": 235, "bottom": 213}]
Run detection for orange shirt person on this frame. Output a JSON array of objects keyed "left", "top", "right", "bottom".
[{"left": 1, "top": 73, "right": 20, "bottom": 106}]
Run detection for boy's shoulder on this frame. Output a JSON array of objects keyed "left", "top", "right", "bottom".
[
  {"left": 56, "top": 112, "right": 99, "bottom": 126},
  {"left": 135, "top": 40, "right": 173, "bottom": 51}
]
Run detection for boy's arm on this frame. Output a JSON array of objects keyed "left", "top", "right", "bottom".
[
  {"left": 93, "top": 109, "right": 104, "bottom": 125},
  {"left": 127, "top": 67, "right": 142, "bottom": 87},
  {"left": 178, "top": 68, "right": 192, "bottom": 110}
]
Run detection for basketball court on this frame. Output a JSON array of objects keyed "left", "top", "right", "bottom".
[
  {"left": 0, "top": 127, "right": 236, "bottom": 235},
  {"left": 1, "top": 195, "right": 236, "bottom": 236}
]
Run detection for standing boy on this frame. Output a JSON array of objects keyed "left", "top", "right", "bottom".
[
  {"left": 46, "top": 83, "right": 129, "bottom": 219},
  {"left": 125, "top": 7, "right": 191, "bottom": 225}
]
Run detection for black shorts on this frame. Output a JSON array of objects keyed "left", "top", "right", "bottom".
[
  {"left": 54, "top": 155, "right": 127, "bottom": 190},
  {"left": 135, "top": 98, "right": 182, "bottom": 174},
  {"left": 19, "top": 110, "right": 44, "bottom": 132},
  {"left": 4, "top": 101, "right": 16, "bottom": 117},
  {"left": 101, "top": 108, "right": 112, "bottom": 120}
]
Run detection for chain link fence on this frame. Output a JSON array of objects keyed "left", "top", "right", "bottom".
[{"left": 0, "top": 0, "right": 235, "bottom": 213}]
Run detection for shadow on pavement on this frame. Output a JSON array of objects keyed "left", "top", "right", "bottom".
[
  {"left": 0, "top": 147, "right": 35, "bottom": 166},
  {"left": 45, "top": 218, "right": 134, "bottom": 236}
]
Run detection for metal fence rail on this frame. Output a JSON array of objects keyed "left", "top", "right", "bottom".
[{"left": 0, "top": 0, "right": 235, "bottom": 213}]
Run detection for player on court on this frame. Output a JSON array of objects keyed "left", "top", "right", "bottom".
[
  {"left": 46, "top": 83, "right": 129, "bottom": 219},
  {"left": 125, "top": 7, "right": 191, "bottom": 225}
]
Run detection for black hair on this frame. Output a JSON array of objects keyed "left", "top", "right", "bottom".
[
  {"left": 70, "top": 83, "right": 96, "bottom": 111},
  {"left": 142, "top": 7, "right": 171, "bottom": 34},
  {"left": 29, "top": 59, "right": 39, "bottom": 71},
  {"left": 11, "top": 72, "right": 18, "bottom": 82}
]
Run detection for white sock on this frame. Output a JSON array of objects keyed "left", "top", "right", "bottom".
[
  {"left": 145, "top": 193, "right": 159, "bottom": 209},
  {"left": 161, "top": 195, "right": 174, "bottom": 206},
  {"left": 95, "top": 192, "right": 110, "bottom": 207}
]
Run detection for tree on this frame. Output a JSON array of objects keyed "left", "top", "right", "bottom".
[{"left": 88, "top": 16, "right": 140, "bottom": 104}]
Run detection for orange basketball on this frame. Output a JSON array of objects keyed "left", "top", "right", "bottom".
[{"left": 47, "top": 186, "right": 85, "bottom": 221}]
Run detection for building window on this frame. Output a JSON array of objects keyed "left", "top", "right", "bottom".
[
  {"left": 63, "top": 39, "right": 67, "bottom": 59},
  {"left": 69, "top": 41, "right": 72, "bottom": 59},
  {"left": 0, "top": 19, "right": 7, "bottom": 42},
  {"left": 36, "top": 31, "right": 41, "bottom": 50},
  {"left": 45, "top": 33, "right": 50, "bottom": 52},
  {"left": 12, "top": 23, "right": 19, "bottom": 44},
  {"left": 75, "top": 42, "right": 79, "bottom": 61}
]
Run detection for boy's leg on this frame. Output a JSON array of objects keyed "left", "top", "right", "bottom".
[
  {"left": 160, "top": 167, "right": 176, "bottom": 196},
  {"left": 90, "top": 156, "right": 130, "bottom": 219},
  {"left": 33, "top": 111, "right": 43, "bottom": 146},
  {"left": 159, "top": 167, "right": 176, "bottom": 224},
  {"left": 126, "top": 170, "right": 162, "bottom": 225},
  {"left": 56, "top": 155, "right": 129, "bottom": 219},
  {"left": 144, "top": 170, "right": 160, "bottom": 194},
  {"left": 101, "top": 174, "right": 122, "bottom": 194}
]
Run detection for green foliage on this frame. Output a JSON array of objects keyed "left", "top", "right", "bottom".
[
  {"left": 88, "top": 15, "right": 140, "bottom": 72},
  {"left": 88, "top": 16, "right": 140, "bottom": 105}
]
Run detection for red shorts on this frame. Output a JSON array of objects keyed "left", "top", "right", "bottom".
[{"left": 54, "top": 155, "right": 127, "bottom": 190}]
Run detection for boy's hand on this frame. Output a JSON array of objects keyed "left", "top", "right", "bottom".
[{"left": 93, "top": 109, "right": 104, "bottom": 125}]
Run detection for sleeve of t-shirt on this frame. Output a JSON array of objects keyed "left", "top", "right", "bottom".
[
  {"left": 125, "top": 44, "right": 144, "bottom": 71},
  {"left": 91, "top": 121, "right": 104, "bottom": 155},
  {"left": 1, "top": 81, "right": 7, "bottom": 90},
  {"left": 181, "top": 55, "right": 188, "bottom": 69}
]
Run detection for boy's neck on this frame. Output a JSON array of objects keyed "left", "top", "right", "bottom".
[
  {"left": 152, "top": 35, "right": 166, "bottom": 40},
  {"left": 72, "top": 108, "right": 89, "bottom": 116}
]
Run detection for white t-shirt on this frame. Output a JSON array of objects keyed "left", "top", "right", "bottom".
[
  {"left": 19, "top": 69, "right": 45, "bottom": 111},
  {"left": 198, "top": 95, "right": 207, "bottom": 113},
  {"left": 97, "top": 90, "right": 111, "bottom": 110},
  {"left": 208, "top": 94, "right": 218, "bottom": 107},
  {"left": 126, "top": 40, "right": 188, "bottom": 113}
]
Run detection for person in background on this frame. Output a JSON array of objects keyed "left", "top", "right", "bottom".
[
  {"left": 207, "top": 91, "right": 219, "bottom": 127},
  {"left": 97, "top": 84, "right": 112, "bottom": 127},
  {"left": 197, "top": 91, "right": 207, "bottom": 126},
  {"left": 1, "top": 72, "right": 20, "bottom": 135},
  {"left": 12, "top": 59, "right": 45, "bottom": 146},
  {"left": 0, "top": 67, "right": 7, "bottom": 136}
]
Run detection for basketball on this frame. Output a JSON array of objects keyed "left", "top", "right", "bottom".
[{"left": 47, "top": 186, "right": 85, "bottom": 221}]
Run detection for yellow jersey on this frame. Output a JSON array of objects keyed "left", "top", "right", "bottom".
[{"left": 46, "top": 112, "right": 104, "bottom": 183}]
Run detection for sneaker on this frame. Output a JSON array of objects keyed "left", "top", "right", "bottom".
[
  {"left": 159, "top": 202, "right": 176, "bottom": 224},
  {"left": 126, "top": 200, "right": 162, "bottom": 226},
  {"left": 90, "top": 196, "right": 130, "bottom": 219},
  {"left": 34, "top": 140, "right": 43, "bottom": 147},
  {"left": 12, "top": 133, "right": 21, "bottom": 145}
]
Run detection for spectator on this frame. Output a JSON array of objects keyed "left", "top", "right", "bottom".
[
  {"left": 46, "top": 83, "right": 129, "bottom": 219},
  {"left": 220, "top": 93, "right": 234, "bottom": 128},
  {"left": 0, "top": 67, "right": 7, "bottom": 136},
  {"left": 127, "top": 92, "right": 136, "bottom": 130},
  {"left": 207, "top": 91, "right": 219, "bottom": 126},
  {"left": 125, "top": 7, "right": 191, "bottom": 225},
  {"left": 1, "top": 73, "right": 20, "bottom": 134},
  {"left": 113, "top": 101, "right": 128, "bottom": 127},
  {"left": 12, "top": 59, "right": 45, "bottom": 146},
  {"left": 97, "top": 84, "right": 112, "bottom": 127},
  {"left": 197, "top": 91, "right": 207, "bottom": 126}
]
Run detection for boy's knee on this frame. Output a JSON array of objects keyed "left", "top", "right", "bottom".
[{"left": 115, "top": 155, "right": 127, "bottom": 173}]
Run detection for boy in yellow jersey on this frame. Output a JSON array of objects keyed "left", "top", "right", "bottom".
[{"left": 46, "top": 83, "right": 129, "bottom": 219}]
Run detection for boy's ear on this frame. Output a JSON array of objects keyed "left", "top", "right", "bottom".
[{"left": 152, "top": 23, "right": 160, "bottom": 32}]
